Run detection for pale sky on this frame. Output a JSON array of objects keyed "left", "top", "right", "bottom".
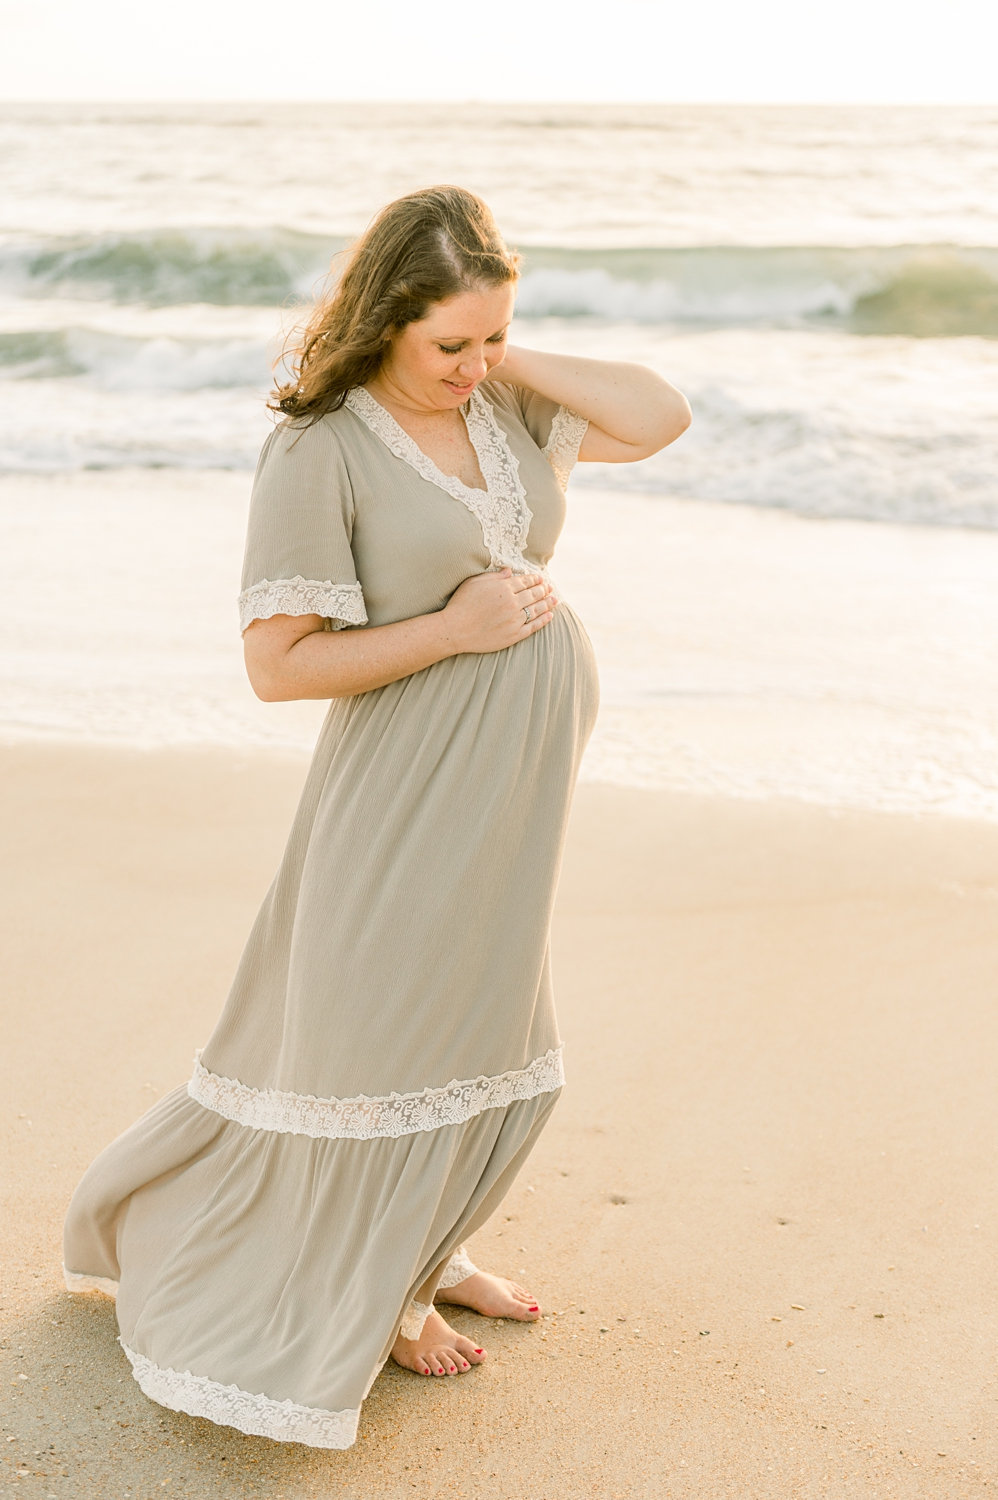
[{"left": 0, "top": 0, "right": 996, "bottom": 104}]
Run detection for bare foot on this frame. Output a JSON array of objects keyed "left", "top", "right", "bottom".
[
  {"left": 391, "top": 1308, "right": 488, "bottom": 1377},
  {"left": 434, "top": 1270, "right": 541, "bottom": 1322}
]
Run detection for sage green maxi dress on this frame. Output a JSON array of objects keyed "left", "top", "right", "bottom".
[{"left": 62, "top": 377, "right": 598, "bottom": 1449}]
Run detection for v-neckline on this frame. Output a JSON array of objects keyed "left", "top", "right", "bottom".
[
  {"left": 342, "top": 382, "right": 535, "bottom": 573},
  {"left": 346, "top": 384, "right": 488, "bottom": 497}
]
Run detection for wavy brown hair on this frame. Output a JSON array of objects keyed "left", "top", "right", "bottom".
[{"left": 270, "top": 185, "right": 522, "bottom": 425}]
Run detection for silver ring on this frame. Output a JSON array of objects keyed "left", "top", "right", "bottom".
[{"left": 522, "top": 605, "right": 532, "bottom": 624}]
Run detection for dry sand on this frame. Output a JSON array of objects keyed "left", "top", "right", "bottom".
[{"left": 2, "top": 742, "right": 996, "bottom": 1498}]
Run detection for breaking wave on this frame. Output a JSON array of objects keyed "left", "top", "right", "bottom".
[
  {"left": 0, "top": 228, "right": 345, "bottom": 307},
  {"left": 2, "top": 229, "right": 998, "bottom": 335},
  {"left": 0, "top": 327, "right": 269, "bottom": 388}
]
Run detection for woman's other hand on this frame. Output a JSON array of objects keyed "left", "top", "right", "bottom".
[{"left": 443, "top": 568, "right": 557, "bottom": 654}]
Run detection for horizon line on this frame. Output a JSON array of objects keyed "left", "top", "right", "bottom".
[{"left": 3, "top": 95, "right": 997, "bottom": 109}]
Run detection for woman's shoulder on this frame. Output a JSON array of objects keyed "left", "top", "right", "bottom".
[
  {"left": 477, "top": 377, "right": 562, "bottom": 442},
  {"left": 478, "top": 377, "right": 558, "bottom": 452},
  {"left": 274, "top": 402, "right": 352, "bottom": 439},
  {"left": 256, "top": 404, "right": 356, "bottom": 465},
  {"left": 250, "top": 407, "right": 360, "bottom": 514},
  {"left": 477, "top": 377, "right": 525, "bottom": 423}
]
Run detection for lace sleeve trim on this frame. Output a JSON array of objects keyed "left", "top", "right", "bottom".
[
  {"left": 187, "top": 1045, "right": 565, "bottom": 1140},
  {"left": 238, "top": 576, "right": 367, "bottom": 633},
  {"left": 119, "top": 1339, "right": 360, "bottom": 1449},
  {"left": 541, "top": 406, "right": 589, "bottom": 492}
]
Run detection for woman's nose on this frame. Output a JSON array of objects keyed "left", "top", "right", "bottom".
[{"left": 457, "top": 351, "right": 489, "bottom": 380}]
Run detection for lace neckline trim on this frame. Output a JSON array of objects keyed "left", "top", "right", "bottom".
[
  {"left": 187, "top": 1045, "right": 565, "bottom": 1140},
  {"left": 344, "top": 384, "right": 489, "bottom": 499},
  {"left": 343, "top": 385, "right": 534, "bottom": 570},
  {"left": 120, "top": 1340, "right": 361, "bottom": 1449}
]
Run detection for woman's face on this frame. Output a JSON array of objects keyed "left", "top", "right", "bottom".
[{"left": 378, "top": 281, "right": 516, "bottom": 411}]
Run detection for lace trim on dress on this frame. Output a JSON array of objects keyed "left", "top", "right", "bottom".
[
  {"left": 187, "top": 1045, "right": 565, "bottom": 1140},
  {"left": 398, "top": 1299, "right": 434, "bottom": 1341},
  {"left": 64, "top": 1267, "right": 119, "bottom": 1297},
  {"left": 119, "top": 1339, "right": 360, "bottom": 1449},
  {"left": 343, "top": 386, "right": 536, "bottom": 573},
  {"left": 398, "top": 1245, "right": 481, "bottom": 1339},
  {"left": 238, "top": 576, "right": 367, "bottom": 633},
  {"left": 541, "top": 406, "right": 590, "bottom": 493},
  {"left": 436, "top": 1245, "right": 480, "bottom": 1291}
]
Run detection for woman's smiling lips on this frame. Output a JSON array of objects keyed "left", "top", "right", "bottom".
[{"left": 444, "top": 378, "right": 475, "bottom": 394}]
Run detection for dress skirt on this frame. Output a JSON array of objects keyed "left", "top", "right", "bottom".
[{"left": 63, "top": 593, "right": 600, "bottom": 1447}]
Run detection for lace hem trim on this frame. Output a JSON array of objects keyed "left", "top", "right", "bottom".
[
  {"left": 187, "top": 1046, "right": 565, "bottom": 1140},
  {"left": 398, "top": 1299, "right": 434, "bottom": 1341},
  {"left": 119, "top": 1340, "right": 359, "bottom": 1448},
  {"left": 436, "top": 1245, "right": 480, "bottom": 1291},
  {"left": 238, "top": 576, "right": 367, "bottom": 633},
  {"left": 343, "top": 385, "right": 536, "bottom": 572},
  {"left": 64, "top": 1267, "right": 119, "bottom": 1297},
  {"left": 541, "top": 406, "right": 589, "bottom": 492}
]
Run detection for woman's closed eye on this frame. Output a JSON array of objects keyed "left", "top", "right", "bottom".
[{"left": 438, "top": 334, "right": 507, "bottom": 355}]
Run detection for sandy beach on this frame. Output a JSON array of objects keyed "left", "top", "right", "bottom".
[
  {"left": 2, "top": 741, "right": 995, "bottom": 1497},
  {"left": 3, "top": 92, "right": 998, "bottom": 1500}
]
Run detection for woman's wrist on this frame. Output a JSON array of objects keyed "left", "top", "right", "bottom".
[
  {"left": 418, "top": 604, "right": 466, "bottom": 660},
  {"left": 491, "top": 343, "right": 531, "bottom": 388},
  {"left": 493, "top": 343, "right": 594, "bottom": 411}
]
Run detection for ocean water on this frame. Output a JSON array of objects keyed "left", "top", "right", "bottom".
[
  {"left": 2, "top": 101, "right": 997, "bottom": 815},
  {"left": 2, "top": 101, "right": 998, "bottom": 524}
]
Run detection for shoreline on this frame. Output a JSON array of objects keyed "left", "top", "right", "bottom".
[
  {"left": 2, "top": 740, "right": 996, "bottom": 1496},
  {"left": 3, "top": 467, "right": 998, "bottom": 821}
]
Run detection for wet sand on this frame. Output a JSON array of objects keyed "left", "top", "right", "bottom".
[
  {"left": 4, "top": 466, "right": 998, "bottom": 821},
  {"left": 2, "top": 742, "right": 996, "bottom": 1497}
]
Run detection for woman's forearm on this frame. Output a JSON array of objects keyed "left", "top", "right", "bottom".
[
  {"left": 496, "top": 343, "right": 690, "bottom": 453},
  {"left": 244, "top": 569, "right": 557, "bottom": 702},
  {"left": 245, "top": 610, "right": 458, "bottom": 702}
]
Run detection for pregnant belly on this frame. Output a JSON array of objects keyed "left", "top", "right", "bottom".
[
  {"left": 522, "top": 599, "right": 600, "bottom": 722},
  {"left": 321, "top": 598, "right": 600, "bottom": 780}
]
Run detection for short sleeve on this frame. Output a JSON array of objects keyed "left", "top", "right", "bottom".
[
  {"left": 491, "top": 380, "right": 589, "bottom": 493},
  {"left": 238, "top": 418, "right": 368, "bottom": 636}
]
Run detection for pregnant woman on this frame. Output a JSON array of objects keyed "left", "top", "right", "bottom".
[{"left": 62, "top": 184, "right": 691, "bottom": 1448}]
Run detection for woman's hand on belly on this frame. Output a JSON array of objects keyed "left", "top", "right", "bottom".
[
  {"left": 242, "top": 568, "right": 557, "bottom": 702},
  {"left": 442, "top": 568, "right": 558, "bottom": 655}
]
